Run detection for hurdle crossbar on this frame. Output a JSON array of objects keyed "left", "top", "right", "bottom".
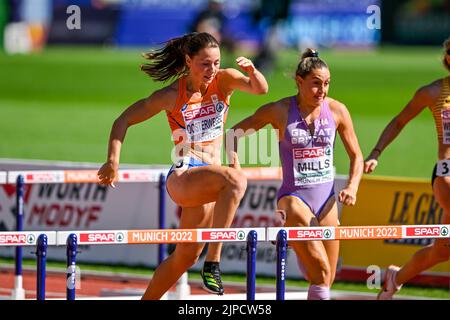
[
  {"left": 56, "top": 228, "right": 267, "bottom": 246},
  {"left": 267, "top": 224, "right": 450, "bottom": 241},
  {"left": 0, "top": 231, "right": 57, "bottom": 246},
  {"left": 7, "top": 168, "right": 167, "bottom": 184}
]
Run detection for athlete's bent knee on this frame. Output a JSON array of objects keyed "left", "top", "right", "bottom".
[
  {"left": 174, "top": 246, "right": 203, "bottom": 269},
  {"left": 225, "top": 169, "right": 247, "bottom": 199}
]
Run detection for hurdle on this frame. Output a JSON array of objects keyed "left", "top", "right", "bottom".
[
  {"left": 6, "top": 168, "right": 168, "bottom": 300},
  {"left": 0, "top": 231, "right": 57, "bottom": 300},
  {"left": 268, "top": 224, "right": 450, "bottom": 300},
  {"left": 55, "top": 228, "right": 265, "bottom": 300}
]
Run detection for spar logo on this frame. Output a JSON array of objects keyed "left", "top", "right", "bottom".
[
  {"left": 203, "top": 230, "right": 237, "bottom": 241},
  {"left": 237, "top": 230, "right": 246, "bottom": 241},
  {"left": 293, "top": 147, "right": 325, "bottom": 159},
  {"left": 79, "top": 232, "right": 120, "bottom": 243},
  {"left": 27, "top": 234, "right": 36, "bottom": 244},
  {"left": 289, "top": 229, "right": 328, "bottom": 239},
  {"left": 406, "top": 226, "right": 443, "bottom": 237},
  {"left": 0, "top": 233, "right": 27, "bottom": 244},
  {"left": 215, "top": 101, "right": 224, "bottom": 113},
  {"left": 183, "top": 104, "right": 216, "bottom": 120},
  {"left": 116, "top": 232, "right": 125, "bottom": 242}
]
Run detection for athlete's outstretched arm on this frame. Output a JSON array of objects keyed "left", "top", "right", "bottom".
[
  {"left": 98, "top": 88, "right": 172, "bottom": 187},
  {"left": 333, "top": 101, "right": 364, "bottom": 206},
  {"left": 364, "top": 86, "right": 431, "bottom": 173},
  {"left": 225, "top": 102, "right": 278, "bottom": 167},
  {"left": 220, "top": 57, "right": 268, "bottom": 95}
]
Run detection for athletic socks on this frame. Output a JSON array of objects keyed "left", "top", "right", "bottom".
[{"left": 307, "top": 284, "right": 330, "bottom": 300}]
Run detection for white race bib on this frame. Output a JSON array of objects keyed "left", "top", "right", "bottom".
[
  {"left": 182, "top": 95, "right": 226, "bottom": 143},
  {"left": 292, "top": 146, "right": 334, "bottom": 186},
  {"left": 437, "top": 160, "right": 450, "bottom": 176}
]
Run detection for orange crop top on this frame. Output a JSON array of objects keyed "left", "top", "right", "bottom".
[{"left": 166, "top": 75, "right": 230, "bottom": 146}]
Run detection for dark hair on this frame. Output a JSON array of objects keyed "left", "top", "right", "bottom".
[
  {"left": 296, "top": 48, "right": 328, "bottom": 78},
  {"left": 141, "top": 32, "right": 220, "bottom": 82},
  {"left": 443, "top": 36, "right": 450, "bottom": 72}
]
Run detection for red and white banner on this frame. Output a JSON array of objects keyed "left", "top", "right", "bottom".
[{"left": 0, "top": 231, "right": 57, "bottom": 246}]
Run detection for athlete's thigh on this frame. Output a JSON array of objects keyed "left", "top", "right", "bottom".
[
  {"left": 434, "top": 176, "right": 450, "bottom": 214},
  {"left": 278, "top": 196, "right": 329, "bottom": 271},
  {"left": 278, "top": 195, "right": 319, "bottom": 227},
  {"left": 167, "top": 165, "right": 244, "bottom": 207},
  {"left": 433, "top": 177, "right": 450, "bottom": 247},
  {"left": 318, "top": 199, "right": 340, "bottom": 283}
]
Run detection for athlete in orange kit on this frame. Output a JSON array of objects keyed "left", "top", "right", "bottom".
[{"left": 97, "top": 32, "right": 268, "bottom": 299}]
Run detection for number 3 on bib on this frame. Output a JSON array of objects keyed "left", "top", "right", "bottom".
[{"left": 437, "top": 160, "right": 450, "bottom": 176}]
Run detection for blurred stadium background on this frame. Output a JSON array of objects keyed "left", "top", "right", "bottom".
[
  {"left": 0, "top": 0, "right": 449, "bottom": 176},
  {"left": 0, "top": 0, "right": 449, "bottom": 299}
]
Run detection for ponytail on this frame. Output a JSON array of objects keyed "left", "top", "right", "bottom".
[{"left": 141, "top": 32, "right": 219, "bottom": 82}]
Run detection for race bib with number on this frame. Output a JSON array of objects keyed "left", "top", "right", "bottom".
[
  {"left": 437, "top": 160, "right": 450, "bottom": 176},
  {"left": 182, "top": 95, "right": 226, "bottom": 143},
  {"left": 292, "top": 146, "right": 334, "bottom": 186}
]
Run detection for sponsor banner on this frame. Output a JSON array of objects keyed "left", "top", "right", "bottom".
[
  {"left": 0, "top": 172, "right": 6, "bottom": 184},
  {"left": 199, "top": 228, "right": 266, "bottom": 242},
  {"left": 57, "top": 230, "right": 128, "bottom": 245},
  {"left": 267, "top": 227, "right": 335, "bottom": 241},
  {"left": 0, "top": 231, "right": 56, "bottom": 246},
  {"left": 7, "top": 169, "right": 167, "bottom": 184},
  {"left": 403, "top": 225, "right": 449, "bottom": 239},
  {"left": 337, "top": 226, "right": 402, "bottom": 240},
  {"left": 8, "top": 170, "right": 65, "bottom": 184},
  {"left": 340, "top": 175, "right": 450, "bottom": 280},
  {"left": 128, "top": 229, "right": 197, "bottom": 244},
  {"left": 118, "top": 169, "right": 166, "bottom": 183},
  {"left": 268, "top": 225, "right": 450, "bottom": 241},
  {"left": 64, "top": 170, "right": 99, "bottom": 183}
]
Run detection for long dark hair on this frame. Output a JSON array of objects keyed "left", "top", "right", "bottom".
[
  {"left": 141, "top": 32, "right": 220, "bottom": 82},
  {"left": 296, "top": 48, "right": 328, "bottom": 78}
]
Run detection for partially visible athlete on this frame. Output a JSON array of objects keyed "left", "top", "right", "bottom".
[{"left": 365, "top": 36, "right": 450, "bottom": 300}]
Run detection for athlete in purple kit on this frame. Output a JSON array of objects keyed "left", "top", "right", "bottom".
[{"left": 226, "top": 49, "right": 364, "bottom": 299}]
